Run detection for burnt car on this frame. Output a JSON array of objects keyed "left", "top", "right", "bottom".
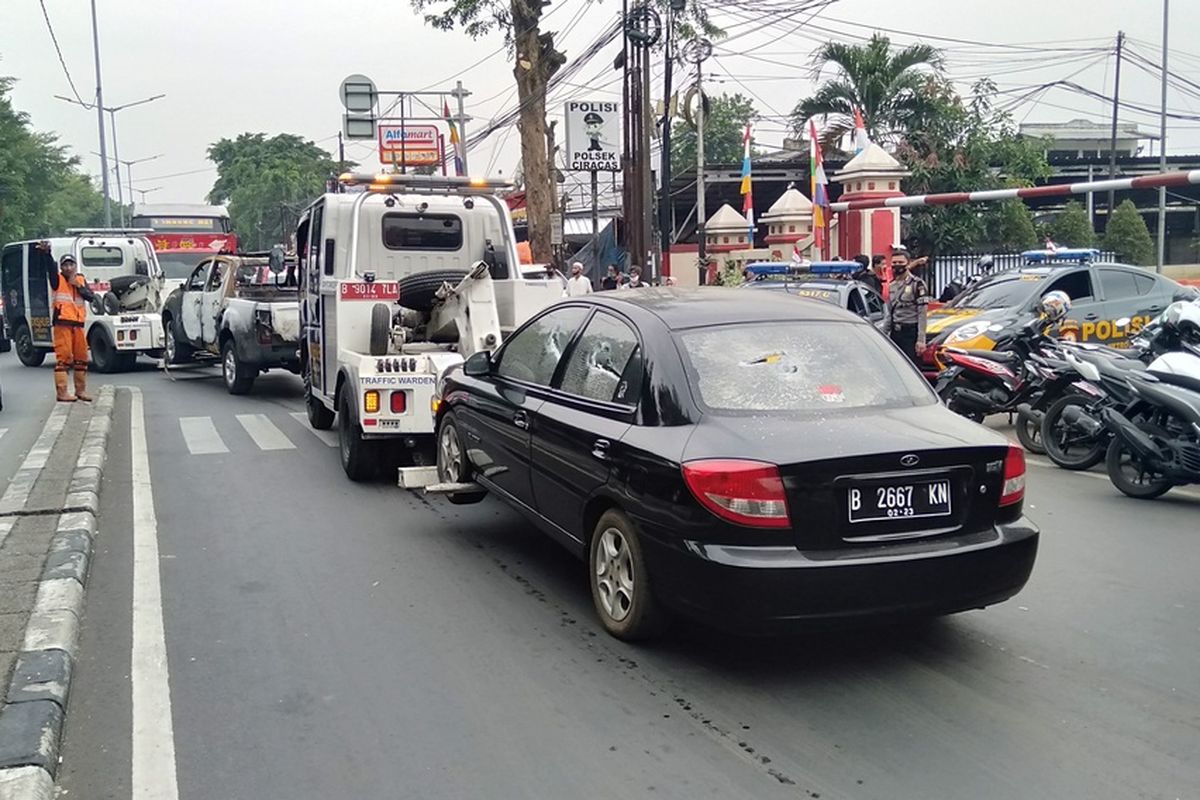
[{"left": 434, "top": 289, "right": 1039, "bottom": 640}]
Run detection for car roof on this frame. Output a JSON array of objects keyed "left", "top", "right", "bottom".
[
  {"left": 578, "top": 287, "right": 866, "bottom": 329},
  {"left": 744, "top": 278, "right": 848, "bottom": 290}
]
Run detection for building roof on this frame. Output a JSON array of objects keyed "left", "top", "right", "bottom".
[
  {"left": 834, "top": 142, "right": 907, "bottom": 181},
  {"left": 706, "top": 203, "right": 750, "bottom": 230},
  {"left": 761, "top": 187, "right": 813, "bottom": 220},
  {"left": 1020, "top": 118, "right": 1160, "bottom": 141}
]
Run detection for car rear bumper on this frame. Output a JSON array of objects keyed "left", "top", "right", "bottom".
[{"left": 640, "top": 519, "right": 1039, "bottom": 633}]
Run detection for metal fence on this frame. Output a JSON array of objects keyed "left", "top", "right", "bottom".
[{"left": 931, "top": 251, "right": 1117, "bottom": 295}]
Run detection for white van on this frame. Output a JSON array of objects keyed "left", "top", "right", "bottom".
[{"left": 0, "top": 230, "right": 167, "bottom": 372}]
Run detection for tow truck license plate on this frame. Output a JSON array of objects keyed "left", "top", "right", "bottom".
[
  {"left": 848, "top": 479, "right": 952, "bottom": 523},
  {"left": 340, "top": 282, "right": 399, "bottom": 301}
]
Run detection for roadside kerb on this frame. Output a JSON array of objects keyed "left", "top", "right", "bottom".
[{"left": 0, "top": 386, "right": 115, "bottom": 798}]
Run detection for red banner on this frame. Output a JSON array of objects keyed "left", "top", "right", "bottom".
[
  {"left": 340, "top": 282, "right": 399, "bottom": 301},
  {"left": 151, "top": 233, "right": 236, "bottom": 253}
]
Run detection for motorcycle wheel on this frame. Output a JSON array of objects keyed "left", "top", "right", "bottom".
[
  {"left": 1041, "top": 394, "right": 1106, "bottom": 471},
  {"left": 1105, "top": 437, "right": 1173, "bottom": 500},
  {"left": 1014, "top": 411, "right": 1046, "bottom": 455}
]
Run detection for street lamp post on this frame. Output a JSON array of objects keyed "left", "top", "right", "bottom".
[
  {"left": 132, "top": 187, "right": 162, "bottom": 203},
  {"left": 94, "top": 153, "right": 163, "bottom": 225},
  {"left": 56, "top": 93, "right": 165, "bottom": 225}
]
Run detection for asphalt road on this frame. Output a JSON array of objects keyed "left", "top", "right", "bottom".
[
  {"left": 2, "top": 357, "right": 1190, "bottom": 799},
  {"left": 0, "top": 350, "right": 54, "bottom": 496}
]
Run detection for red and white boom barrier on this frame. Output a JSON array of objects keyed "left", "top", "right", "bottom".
[{"left": 829, "top": 170, "right": 1200, "bottom": 212}]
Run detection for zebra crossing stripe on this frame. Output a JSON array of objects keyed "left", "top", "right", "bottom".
[
  {"left": 289, "top": 412, "right": 338, "bottom": 447},
  {"left": 179, "top": 417, "right": 229, "bottom": 455},
  {"left": 235, "top": 414, "right": 296, "bottom": 451}
]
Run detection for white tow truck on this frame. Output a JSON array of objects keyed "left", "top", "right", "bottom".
[
  {"left": 297, "top": 173, "right": 562, "bottom": 481},
  {"left": 1, "top": 229, "right": 167, "bottom": 372}
]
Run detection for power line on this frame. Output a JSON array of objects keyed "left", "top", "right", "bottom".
[{"left": 37, "top": 0, "right": 90, "bottom": 107}]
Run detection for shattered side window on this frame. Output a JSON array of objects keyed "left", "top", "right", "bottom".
[
  {"left": 496, "top": 306, "right": 589, "bottom": 386},
  {"left": 558, "top": 311, "right": 641, "bottom": 405},
  {"left": 676, "top": 321, "right": 935, "bottom": 414}
]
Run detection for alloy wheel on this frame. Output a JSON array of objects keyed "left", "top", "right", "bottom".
[{"left": 594, "top": 527, "right": 635, "bottom": 622}]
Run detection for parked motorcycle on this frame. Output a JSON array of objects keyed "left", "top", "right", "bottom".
[{"left": 1041, "top": 304, "right": 1200, "bottom": 470}]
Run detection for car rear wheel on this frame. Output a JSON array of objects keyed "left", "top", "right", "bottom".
[
  {"left": 437, "top": 412, "right": 486, "bottom": 505},
  {"left": 14, "top": 323, "right": 45, "bottom": 367},
  {"left": 164, "top": 319, "right": 193, "bottom": 364},
  {"left": 222, "top": 340, "right": 255, "bottom": 395},
  {"left": 588, "top": 509, "right": 668, "bottom": 641}
]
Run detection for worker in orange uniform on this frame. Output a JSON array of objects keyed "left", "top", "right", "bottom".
[{"left": 38, "top": 243, "right": 95, "bottom": 402}]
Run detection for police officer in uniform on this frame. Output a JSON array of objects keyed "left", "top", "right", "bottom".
[
  {"left": 885, "top": 246, "right": 930, "bottom": 365},
  {"left": 39, "top": 243, "right": 95, "bottom": 402}
]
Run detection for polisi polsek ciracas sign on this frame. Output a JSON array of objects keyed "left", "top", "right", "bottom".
[{"left": 564, "top": 101, "right": 620, "bottom": 172}]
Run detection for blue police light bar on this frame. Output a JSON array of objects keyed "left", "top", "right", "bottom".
[
  {"left": 744, "top": 262, "right": 792, "bottom": 276},
  {"left": 809, "top": 261, "right": 859, "bottom": 275},
  {"left": 744, "top": 261, "right": 859, "bottom": 277},
  {"left": 1022, "top": 248, "right": 1101, "bottom": 264}
]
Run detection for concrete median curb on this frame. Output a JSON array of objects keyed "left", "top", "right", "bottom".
[{"left": 0, "top": 386, "right": 114, "bottom": 796}]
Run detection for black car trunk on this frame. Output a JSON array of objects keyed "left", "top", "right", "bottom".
[{"left": 685, "top": 406, "right": 1011, "bottom": 551}]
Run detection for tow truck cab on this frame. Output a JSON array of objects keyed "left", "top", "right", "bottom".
[
  {"left": 0, "top": 230, "right": 167, "bottom": 372},
  {"left": 297, "top": 173, "right": 562, "bottom": 481}
]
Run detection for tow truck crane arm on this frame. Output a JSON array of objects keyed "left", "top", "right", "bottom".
[{"left": 426, "top": 261, "right": 505, "bottom": 358}]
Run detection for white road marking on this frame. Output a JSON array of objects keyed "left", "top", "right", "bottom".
[
  {"left": 289, "top": 412, "right": 338, "bottom": 447},
  {"left": 236, "top": 414, "right": 296, "bottom": 451},
  {"left": 178, "top": 416, "right": 229, "bottom": 455},
  {"left": 131, "top": 387, "right": 181, "bottom": 800},
  {"left": 0, "top": 427, "right": 7, "bottom": 442}
]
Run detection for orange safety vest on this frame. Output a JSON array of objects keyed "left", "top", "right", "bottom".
[{"left": 53, "top": 275, "right": 88, "bottom": 326}]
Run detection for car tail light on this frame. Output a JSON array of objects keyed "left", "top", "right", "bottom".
[
  {"left": 1000, "top": 446, "right": 1025, "bottom": 506},
  {"left": 390, "top": 391, "right": 406, "bottom": 414},
  {"left": 681, "top": 460, "right": 790, "bottom": 529},
  {"left": 363, "top": 390, "right": 380, "bottom": 414}
]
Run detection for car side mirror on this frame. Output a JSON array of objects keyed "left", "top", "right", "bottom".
[
  {"left": 268, "top": 245, "right": 286, "bottom": 274},
  {"left": 463, "top": 351, "right": 492, "bottom": 377}
]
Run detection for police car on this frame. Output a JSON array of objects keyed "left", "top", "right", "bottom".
[
  {"left": 925, "top": 248, "right": 1197, "bottom": 369},
  {"left": 740, "top": 262, "right": 887, "bottom": 329}
]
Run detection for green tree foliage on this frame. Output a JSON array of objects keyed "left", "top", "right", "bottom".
[
  {"left": 1047, "top": 200, "right": 1095, "bottom": 248},
  {"left": 985, "top": 199, "right": 1039, "bottom": 252},
  {"left": 206, "top": 134, "right": 340, "bottom": 250},
  {"left": 0, "top": 76, "right": 105, "bottom": 243},
  {"left": 897, "top": 79, "right": 1051, "bottom": 255},
  {"left": 670, "top": 93, "right": 758, "bottom": 175},
  {"left": 791, "top": 33, "right": 945, "bottom": 150},
  {"left": 1104, "top": 199, "right": 1154, "bottom": 266}
]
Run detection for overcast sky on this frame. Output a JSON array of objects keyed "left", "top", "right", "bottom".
[{"left": 3, "top": 0, "right": 1198, "bottom": 205}]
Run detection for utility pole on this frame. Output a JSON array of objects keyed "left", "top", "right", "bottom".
[
  {"left": 108, "top": 110, "right": 125, "bottom": 225},
  {"left": 658, "top": 2, "right": 678, "bottom": 280},
  {"left": 1157, "top": 0, "right": 1169, "bottom": 273},
  {"left": 399, "top": 93, "right": 408, "bottom": 175},
  {"left": 696, "top": 79, "right": 706, "bottom": 286},
  {"left": 453, "top": 81, "right": 471, "bottom": 174},
  {"left": 89, "top": 0, "right": 111, "bottom": 226},
  {"left": 1107, "top": 31, "right": 1124, "bottom": 221},
  {"left": 641, "top": 45, "right": 654, "bottom": 279},
  {"left": 338, "top": 131, "right": 345, "bottom": 175}
]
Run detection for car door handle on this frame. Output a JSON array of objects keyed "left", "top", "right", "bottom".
[
  {"left": 592, "top": 438, "right": 610, "bottom": 461},
  {"left": 512, "top": 410, "right": 529, "bottom": 430},
  {"left": 1084, "top": 312, "right": 1099, "bottom": 320}
]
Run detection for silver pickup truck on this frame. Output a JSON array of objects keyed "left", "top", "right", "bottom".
[{"left": 161, "top": 251, "right": 300, "bottom": 394}]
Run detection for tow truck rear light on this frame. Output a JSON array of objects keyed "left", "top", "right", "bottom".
[
  {"left": 1000, "top": 446, "right": 1026, "bottom": 506},
  {"left": 117, "top": 330, "right": 125, "bottom": 342},
  {"left": 681, "top": 459, "right": 790, "bottom": 529},
  {"left": 363, "top": 390, "right": 380, "bottom": 414},
  {"left": 390, "top": 391, "right": 407, "bottom": 414}
]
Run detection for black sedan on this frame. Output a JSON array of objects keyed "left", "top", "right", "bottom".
[{"left": 436, "top": 289, "right": 1039, "bottom": 639}]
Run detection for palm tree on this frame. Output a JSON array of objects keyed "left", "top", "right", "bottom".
[{"left": 791, "top": 34, "right": 945, "bottom": 151}]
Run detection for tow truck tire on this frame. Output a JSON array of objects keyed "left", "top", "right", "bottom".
[
  {"left": 437, "top": 412, "right": 486, "bottom": 505},
  {"left": 339, "top": 391, "right": 378, "bottom": 482},
  {"left": 89, "top": 329, "right": 121, "bottom": 373},
  {"left": 369, "top": 304, "right": 391, "bottom": 356},
  {"left": 396, "top": 269, "right": 469, "bottom": 313},
  {"left": 222, "top": 339, "right": 256, "bottom": 395},
  {"left": 0, "top": 335, "right": 10, "bottom": 354},
  {"left": 306, "top": 375, "right": 335, "bottom": 430},
  {"left": 14, "top": 324, "right": 45, "bottom": 367}
]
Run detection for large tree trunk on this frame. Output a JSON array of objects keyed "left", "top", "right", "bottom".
[{"left": 511, "top": 0, "right": 562, "bottom": 265}]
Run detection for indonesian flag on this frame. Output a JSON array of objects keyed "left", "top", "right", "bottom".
[
  {"left": 444, "top": 100, "right": 465, "bottom": 176},
  {"left": 853, "top": 107, "right": 870, "bottom": 155},
  {"left": 809, "top": 119, "right": 831, "bottom": 258},
  {"left": 740, "top": 124, "right": 754, "bottom": 242}
]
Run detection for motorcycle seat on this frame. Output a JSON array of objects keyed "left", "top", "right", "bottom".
[
  {"left": 1148, "top": 370, "right": 1200, "bottom": 396},
  {"left": 954, "top": 348, "right": 1020, "bottom": 365}
]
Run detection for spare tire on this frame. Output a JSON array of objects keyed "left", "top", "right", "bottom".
[
  {"left": 397, "top": 269, "right": 470, "bottom": 313},
  {"left": 369, "top": 303, "right": 391, "bottom": 356}
]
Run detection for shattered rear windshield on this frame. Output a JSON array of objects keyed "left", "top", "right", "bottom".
[{"left": 676, "top": 321, "right": 935, "bottom": 413}]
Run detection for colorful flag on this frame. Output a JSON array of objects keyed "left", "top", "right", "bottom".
[
  {"left": 809, "top": 119, "right": 831, "bottom": 258},
  {"left": 740, "top": 124, "right": 754, "bottom": 242},
  {"left": 1045, "top": 238, "right": 1059, "bottom": 253},
  {"left": 443, "top": 100, "right": 465, "bottom": 176},
  {"left": 853, "top": 107, "right": 870, "bottom": 155}
]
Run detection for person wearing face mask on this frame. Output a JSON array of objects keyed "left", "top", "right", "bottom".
[{"left": 885, "top": 245, "right": 931, "bottom": 366}]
